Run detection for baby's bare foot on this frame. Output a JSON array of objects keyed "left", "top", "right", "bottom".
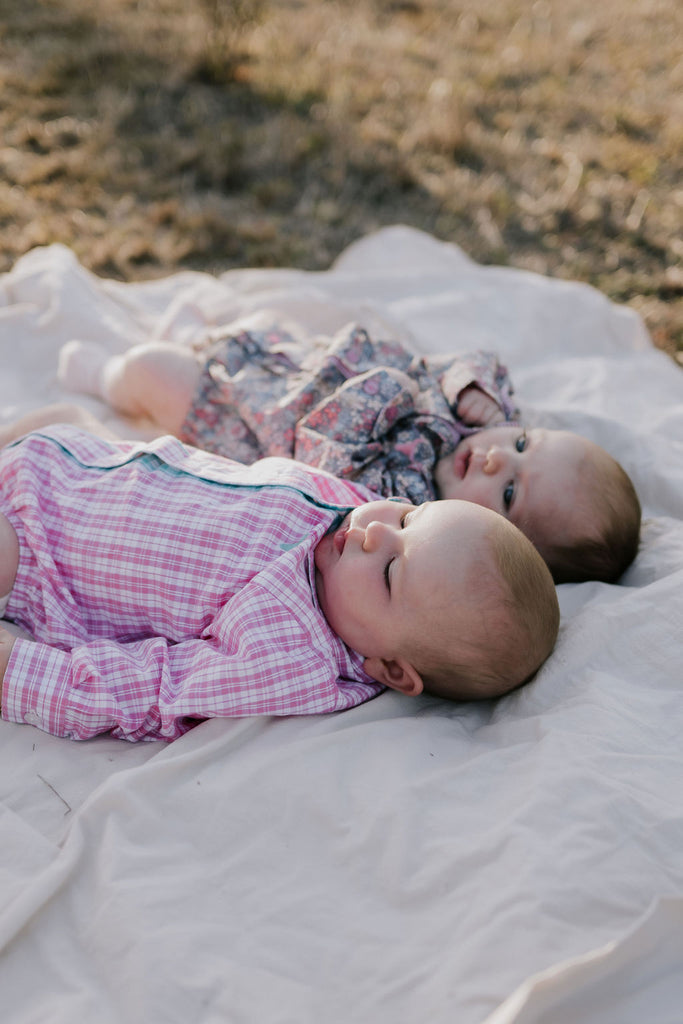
[{"left": 58, "top": 340, "right": 109, "bottom": 396}]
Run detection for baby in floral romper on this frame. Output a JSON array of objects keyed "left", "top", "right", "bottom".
[{"left": 57, "top": 321, "right": 641, "bottom": 583}]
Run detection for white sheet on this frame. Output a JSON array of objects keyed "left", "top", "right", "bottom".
[{"left": 0, "top": 226, "right": 681, "bottom": 1023}]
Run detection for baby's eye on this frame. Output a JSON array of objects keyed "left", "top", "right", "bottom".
[
  {"left": 503, "top": 482, "right": 515, "bottom": 511},
  {"left": 515, "top": 431, "right": 528, "bottom": 453},
  {"left": 385, "top": 508, "right": 413, "bottom": 590}
]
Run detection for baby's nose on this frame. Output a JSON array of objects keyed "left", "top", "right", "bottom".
[
  {"left": 483, "top": 445, "right": 508, "bottom": 475},
  {"left": 362, "top": 519, "right": 392, "bottom": 552}
]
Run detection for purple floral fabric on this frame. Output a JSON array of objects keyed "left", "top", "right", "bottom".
[{"left": 180, "top": 324, "right": 518, "bottom": 505}]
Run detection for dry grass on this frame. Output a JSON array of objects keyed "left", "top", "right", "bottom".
[{"left": 1, "top": 0, "right": 681, "bottom": 357}]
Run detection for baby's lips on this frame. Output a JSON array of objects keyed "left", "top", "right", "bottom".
[
  {"left": 454, "top": 446, "right": 471, "bottom": 480},
  {"left": 334, "top": 520, "right": 349, "bottom": 555}
]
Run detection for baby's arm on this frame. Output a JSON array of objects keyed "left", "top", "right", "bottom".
[
  {"left": 1, "top": 633, "right": 211, "bottom": 741},
  {"left": 0, "top": 628, "right": 322, "bottom": 742}
]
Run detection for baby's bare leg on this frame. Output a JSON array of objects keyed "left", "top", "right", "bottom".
[
  {"left": 59, "top": 341, "right": 201, "bottom": 435},
  {"left": 0, "top": 514, "right": 19, "bottom": 600},
  {"left": 0, "top": 403, "right": 118, "bottom": 447}
]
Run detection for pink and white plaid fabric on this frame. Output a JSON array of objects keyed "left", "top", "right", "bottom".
[{"left": 0, "top": 427, "right": 382, "bottom": 741}]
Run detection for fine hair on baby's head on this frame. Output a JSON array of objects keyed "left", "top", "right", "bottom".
[
  {"left": 413, "top": 509, "right": 560, "bottom": 702},
  {"left": 537, "top": 442, "right": 641, "bottom": 584},
  {"left": 313, "top": 497, "right": 559, "bottom": 705}
]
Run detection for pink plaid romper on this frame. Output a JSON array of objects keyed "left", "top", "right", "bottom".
[{"left": 0, "top": 426, "right": 383, "bottom": 742}]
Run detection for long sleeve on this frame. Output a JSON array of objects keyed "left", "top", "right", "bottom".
[
  {"left": 429, "top": 349, "right": 520, "bottom": 425},
  {"left": 4, "top": 635, "right": 198, "bottom": 742},
  {"left": 3, "top": 612, "right": 377, "bottom": 742}
]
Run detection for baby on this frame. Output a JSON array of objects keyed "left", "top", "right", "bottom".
[
  {"left": 58, "top": 323, "right": 641, "bottom": 584},
  {"left": 0, "top": 425, "right": 559, "bottom": 743}
]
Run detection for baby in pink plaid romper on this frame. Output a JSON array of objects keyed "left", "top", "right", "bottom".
[{"left": 0, "top": 424, "right": 558, "bottom": 742}]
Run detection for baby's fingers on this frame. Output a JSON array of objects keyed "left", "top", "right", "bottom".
[{"left": 457, "top": 386, "right": 500, "bottom": 426}]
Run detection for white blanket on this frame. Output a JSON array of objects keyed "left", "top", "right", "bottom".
[{"left": 0, "top": 226, "right": 681, "bottom": 1024}]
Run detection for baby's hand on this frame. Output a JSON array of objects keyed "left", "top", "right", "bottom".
[
  {"left": 456, "top": 385, "right": 505, "bottom": 427},
  {"left": 0, "top": 626, "right": 16, "bottom": 704}
]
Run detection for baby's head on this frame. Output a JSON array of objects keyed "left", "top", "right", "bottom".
[
  {"left": 314, "top": 498, "right": 559, "bottom": 702},
  {"left": 434, "top": 425, "right": 641, "bottom": 584}
]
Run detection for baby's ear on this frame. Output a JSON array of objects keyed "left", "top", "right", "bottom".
[{"left": 363, "top": 657, "right": 424, "bottom": 697}]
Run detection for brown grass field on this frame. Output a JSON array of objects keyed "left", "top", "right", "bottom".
[{"left": 1, "top": 0, "right": 682, "bottom": 358}]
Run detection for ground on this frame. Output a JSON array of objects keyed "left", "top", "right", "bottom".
[{"left": 1, "top": 0, "right": 681, "bottom": 358}]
